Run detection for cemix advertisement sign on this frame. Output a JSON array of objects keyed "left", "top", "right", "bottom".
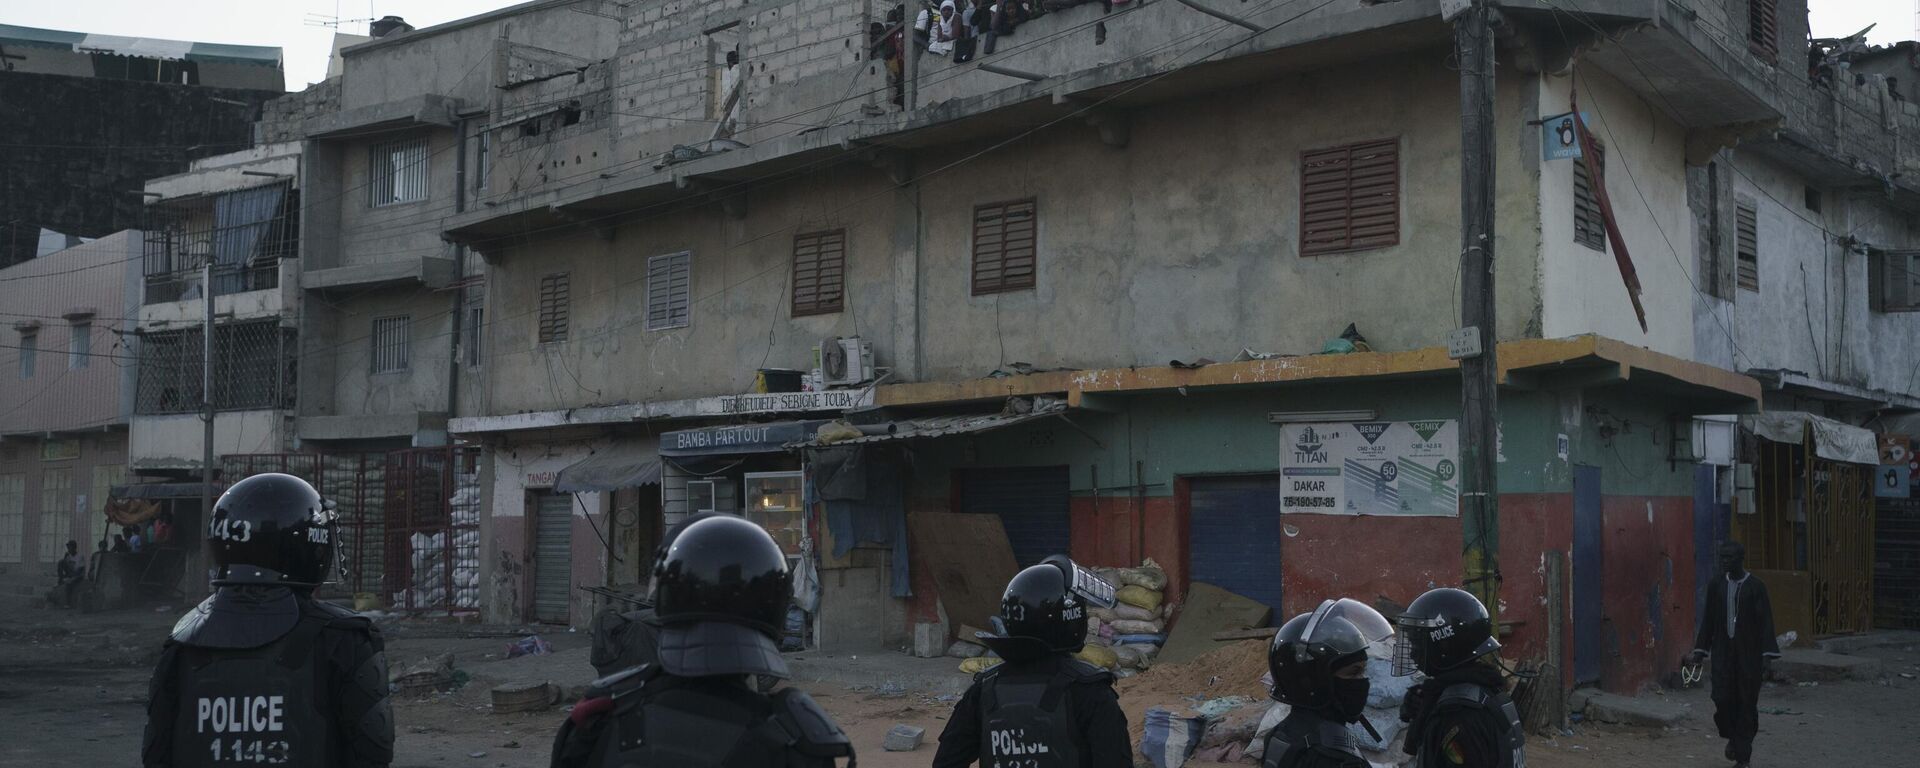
[{"left": 1279, "top": 420, "right": 1460, "bottom": 516}]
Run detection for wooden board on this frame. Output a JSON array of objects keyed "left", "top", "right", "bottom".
[
  {"left": 1158, "top": 581, "right": 1273, "bottom": 666},
  {"left": 908, "top": 511, "right": 1022, "bottom": 636},
  {"left": 1751, "top": 568, "right": 1812, "bottom": 646}
]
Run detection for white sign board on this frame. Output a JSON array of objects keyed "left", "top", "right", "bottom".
[
  {"left": 1279, "top": 420, "right": 1460, "bottom": 516},
  {"left": 715, "top": 388, "right": 875, "bottom": 415}
]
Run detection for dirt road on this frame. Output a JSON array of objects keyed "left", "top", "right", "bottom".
[{"left": 5, "top": 605, "right": 1915, "bottom": 768}]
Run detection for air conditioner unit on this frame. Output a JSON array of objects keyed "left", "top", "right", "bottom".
[{"left": 812, "top": 336, "right": 874, "bottom": 387}]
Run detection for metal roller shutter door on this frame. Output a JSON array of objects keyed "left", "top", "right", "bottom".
[
  {"left": 1189, "top": 475, "right": 1283, "bottom": 620},
  {"left": 534, "top": 492, "right": 573, "bottom": 623},
  {"left": 960, "top": 466, "right": 1070, "bottom": 569}
]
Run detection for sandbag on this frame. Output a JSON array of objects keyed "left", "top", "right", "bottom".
[
  {"left": 947, "top": 640, "right": 985, "bottom": 659},
  {"left": 1090, "top": 607, "right": 1119, "bottom": 622},
  {"left": 1112, "top": 644, "right": 1155, "bottom": 670},
  {"left": 1074, "top": 644, "right": 1119, "bottom": 669},
  {"left": 1117, "top": 584, "right": 1164, "bottom": 611},
  {"left": 1109, "top": 618, "right": 1165, "bottom": 635},
  {"left": 1117, "top": 558, "right": 1168, "bottom": 591},
  {"left": 1111, "top": 603, "right": 1159, "bottom": 622},
  {"left": 1141, "top": 706, "right": 1207, "bottom": 768},
  {"left": 959, "top": 657, "right": 1002, "bottom": 675}
]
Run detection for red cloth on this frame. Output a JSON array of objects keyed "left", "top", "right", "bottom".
[{"left": 568, "top": 696, "right": 614, "bottom": 726}]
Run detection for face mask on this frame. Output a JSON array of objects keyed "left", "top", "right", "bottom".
[{"left": 1329, "top": 676, "right": 1371, "bottom": 722}]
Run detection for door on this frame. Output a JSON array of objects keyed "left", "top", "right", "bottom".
[
  {"left": 533, "top": 491, "right": 574, "bottom": 623},
  {"left": 959, "top": 466, "right": 1070, "bottom": 568},
  {"left": 1572, "top": 464, "right": 1604, "bottom": 686},
  {"left": 1188, "top": 475, "right": 1284, "bottom": 621},
  {"left": 1692, "top": 464, "right": 1730, "bottom": 632}
]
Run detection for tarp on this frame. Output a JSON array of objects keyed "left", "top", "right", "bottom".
[
  {"left": 555, "top": 443, "right": 661, "bottom": 492},
  {"left": 809, "top": 447, "right": 911, "bottom": 597},
  {"left": 1743, "top": 411, "right": 1879, "bottom": 465},
  {"left": 660, "top": 420, "right": 830, "bottom": 457}
]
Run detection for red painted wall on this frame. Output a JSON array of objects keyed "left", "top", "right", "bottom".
[
  {"left": 1067, "top": 494, "right": 1188, "bottom": 601},
  {"left": 1596, "top": 495, "right": 1696, "bottom": 694}
]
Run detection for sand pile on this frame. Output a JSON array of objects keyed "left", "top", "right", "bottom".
[{"left": 1114, "top": 639, "right": 1273, "bottom": 745}]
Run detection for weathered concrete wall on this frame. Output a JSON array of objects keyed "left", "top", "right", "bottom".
[
  {"left": 302, "top": 289, "right": 457, "bottom": 422},
  {"left": 1537, "top": 69, "right": 1698, "bottom": 359},
  {"left": 336, "top": 4, "right": 618, "bottom": 113},
  {"left": 0, "top": 233, "right": 142, "bottom": 435},
  {"left": 130, "top": 410, "right": 291, "bottom": 468},
  {"left": 0, "top": 432, "right": 129, "bottom": 568},
  {"left": 138, "top": 260, "right": 301, "bottom": 330}
]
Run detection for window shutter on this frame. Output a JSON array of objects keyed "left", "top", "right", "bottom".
[
  {"left": 1735, "top": 203, "right": 1759, "bottom": 292},
  {"left": 1875, "top": 251, "right": 1919, "bottom": 312},
  {"left": 539, "top": 273, "right": 570, "bottom": 343},
  {"left": 647, "top": 252, "right": 691, "bottom": 330},
  {"left": 1300, "top": 138, "right": 1401, "bottom": 255},
  {"left": 1573, "top": 140, "right": 1607, "bottom": 251},
  {"left": 972, "top": 199, "right": 1037, "bottom": 295},
  {"left": 1748, "top": 0, "right": 1778, "bottom": 60},
  {"left": 791, "top": 229, "right": 846, "bottom": 316}
]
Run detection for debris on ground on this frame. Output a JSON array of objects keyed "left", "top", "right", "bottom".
[
  {"left": 882, "top": 723, "right": 925, "bottom": 752},
  {"left": 505, "top": 635, "right": 552, "bottom": 658},
  {"left": 1155, "top": 582, "right": 1271, "bottom": 667},
  {"left": 1140, "top": 705, "right": 1209, "bottom": 768},
  {"left": 490, "top": 682, "right": 557, "bottom": 714},
  {"left": 392, "top": 653, "right": 458, "bottom": 697},
  {"left": 946, "top": 639, "right": 985, "bottom": 659},
  {"left": 958, "top": 657, "right": 1000, "bottom": 675}
]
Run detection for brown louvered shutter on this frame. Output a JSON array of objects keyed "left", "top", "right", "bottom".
[
  {"left": 791, "top": 229, "right": 846, "bottom": 316},
  {"left": 646, "top": 252, "right": 691, "bottom": 330},
  {"left": 1748, "top": 0, "right": 1777, "bottom": 60},
  {"left": 972, "top": 199, "right": 1037, "bottom": 295},
  {"left": 1299, "top": 138, "right": 1401, "bottom": 256},
  {"left": 1573, "top": 139, "right": 1607, "bottom": 251},
  {"left": 1735, "top": 203, "right": 1759, "bottom": 292},
  {"left": 538, "top": 273, "right": 570, "bottom": 343}
]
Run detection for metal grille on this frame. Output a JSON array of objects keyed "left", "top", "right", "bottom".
[
  {"left": 464, "top": 305, "right": 485, "bottom": 367},
  {"left": 136, "top": 321, "right": 297, "bottom": 415},
  {"left": 791, "top": 229, "right": 846, "bottom": 316},
  {"left": 1573, "top": 139, "right": 1606, "bottom": 251},
  {"left": 1877, "top": 496, "right": 1920, "bottom": 629},
  {"left": 385, "top": 446, "right": 481, "bottom": 614},
  {"left": 538, "top": 273, "right": 570, "bottom": 343},
  {"left": 646, "top": 253, "right": 691, "bottom": 330},
  {"left": 1300, "top": 139, "right": 1401, "bottom": 255},
  {"left": 1748, "top": 0, "right": 1777, "bottom": 60},
  {"left": 0, "top": 474, "right": 21, "bottom": 562},
  {"left": 971, "top": 200, "right": 1037, "bottom": 295},
  {"left": 370, "top": 315, "right": 412, "bottom": 373},
  {"left": 533, "top": 490, "right": 574, "bottom": 623},
  {"left": 1737, "top": 439, "right": 1876, "bottom": 635},
  {"left": 38, "top": 468, "right": 72, "bottom": 560},
  {"left": 368, "top": 137, "right": 430, "bottom": 207},
  {"left": 1735, "top": 203, "right": 1759, "bottom": 292},
  {"left": 142, "top": 181, "right": 297, "bottom": 303}
]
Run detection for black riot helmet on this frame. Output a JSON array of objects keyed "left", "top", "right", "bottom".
[
  {"left": 1268, "top": 598, "right": 1394, "bottom": 720},
  {"left": 650, "top": 515, "right": 792, "bottom": 636},
  {"left": 1393, "top": 587, "right": 1502, "bottom": 676},
  {"left": 977, "top": 555, "right": 1116, "bottom": 662},
  {"left": 208, "top": 473, "right": 336, "bottom": 588}
]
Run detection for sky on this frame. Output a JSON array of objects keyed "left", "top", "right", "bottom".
[{"left": 0, "top": 0, "right": 1912, "bottom": 91}]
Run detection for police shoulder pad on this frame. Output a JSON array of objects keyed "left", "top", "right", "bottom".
[
  {"left": 1063, "top": 658, "right": 1115, "bottom": 684},
  {"left": 770, "top": 688, "right": 853, "bottom": 759},
  {"left": 587, "top": 663, "right": 658, "bottom": 698},
  {"left": 304, "top": 598, "right": 376, "bottom": 632},
  {"left": 170, "top": 588, "right": 302, "bottom": 649}
]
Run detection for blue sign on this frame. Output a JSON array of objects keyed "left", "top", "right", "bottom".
[
  {"left": 1879, "top": 465, "right": 1912, "bottom": 498},
  {"left": 1541, "top": 112, "right": 1591, "bottom": 162}
]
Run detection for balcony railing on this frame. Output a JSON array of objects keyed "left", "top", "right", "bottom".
[{"left": 143, "top": 181, "right": 298, "bottom": 304}]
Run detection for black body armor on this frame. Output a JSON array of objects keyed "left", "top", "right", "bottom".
[
  {"left": 974, "top": 659, "right": 1107, "bottom": 768},
  {"left": 568, "top": 665, "right": 853, "bottom": 768},
  {"left": 1417, "top": 683, "right": 1526, "bottom": 768},
  {"left": 1261, "top": 710, "right": 1364, "bottom": 768}
]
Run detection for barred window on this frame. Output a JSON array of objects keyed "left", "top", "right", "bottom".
[
  {"left": 971, "top": 200, "right": 1037, "bottom": 295},
  {"left": 69, "top": 322, "right": 91, "bottom": 370},
  {"left": 465, "top": 305, "right": 485, "bottom": 367},
  {"left": 368, "top": 136, "right": 430, "bottom": 207},
  {"left": 539, "top": 273, "right": 570, "bottom": 343},
  {"left": 141, "top": 181, "right": 297, "bottom": 302},
  {"left": 646, "top": 253, "right": 691, "bottom": 330},
  {"left": 791, "top": 230, "right": 846, "bottom": 316},
  {"left": 1300, "top": 139, "right": 1401, "bottom": 255},
  {"left": 371, "top": 315, "right": 412, "bottom": 373},
  {"left": 18, "top": 331, "right": 35, "bottom": 380},
  {"left": 0, "top": 474, "right": 22, "bottom": 563},
  {"left": 38, "top": 469, "right": 72, "bottom": 560},
  {"left": 136, "top": 321, "right": 296, "bottom": 414}
]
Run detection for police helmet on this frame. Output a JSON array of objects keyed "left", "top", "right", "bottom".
[
  {"left": 208, "top": 473, "right": 336, "bottom": 587},
  {"left": 1392, "top": 587, "right": 1501, "bottom": 676},
  {"left": 1269, "top": 598, "right": 1394, "bottom": 711},
  {"left": 647, "top": 515, "right": 795, "bottom": 678},
  {"left": 977, "top": 555, "right": 1115, "bottom": 661}
]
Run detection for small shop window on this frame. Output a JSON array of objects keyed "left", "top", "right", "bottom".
[
  {"left": 687, "top": 479, "right": 718, "bottom": 514},
  {"left": 744, "top": 471, "right": 804, "bottom": 556}
]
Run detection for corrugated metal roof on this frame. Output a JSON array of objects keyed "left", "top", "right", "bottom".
[{"left": 0, "top": 24, "right": 281, "bottom": 65}]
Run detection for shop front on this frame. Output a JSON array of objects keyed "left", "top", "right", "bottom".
[{"left": 484, "top": 433, "right": 660, "bottom": 626}]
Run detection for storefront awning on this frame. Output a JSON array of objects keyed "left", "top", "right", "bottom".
[
  {"left": 789, "top": 410, "right": 1063, "bottom": 449},
  {"left": 554, "top": 444, "right": 662, "bottom": 492},
  {"left": 659, "top": 420, "right": 831, "bottom": 457},
  {"left": 1742, "top": 411, "right": 1880, "bottom": 465},
  {"left": 110, "top": 483, "right": 222, "bottom": 500}
]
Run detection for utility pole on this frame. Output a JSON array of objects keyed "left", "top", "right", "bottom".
[
  {"left": 202, "top": 259, "right": 216, "bottom": 535},
  {"left": 1452, "top": 0, "right": 1500, "bottom": 623}
]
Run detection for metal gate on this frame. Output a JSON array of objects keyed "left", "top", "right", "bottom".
[
  {"left": 959, "top": 466, "right": 1070, "bottom": 569},
  {"left": 1572, "top": 464, "right": 1604, "bottom": 686},
  {"left": 533, "top": 491, "right": 574, "bottom": 623},
  {"left": 1188, "top": 475, "right": 1283, "bottom": 619},
  {"left": 1736, "top": 439, "right": 1875, "bottom": 635},
  {"left": 1877, "top": 496, "right": 1920, "bottom": 629}
]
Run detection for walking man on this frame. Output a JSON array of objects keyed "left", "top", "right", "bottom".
[{"left": 1689, "top": 541, "right": 1780, "bottom": 768}]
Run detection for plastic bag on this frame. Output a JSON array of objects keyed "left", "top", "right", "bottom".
[
  {"left": 1117, "top": 558, "right": 1168, "bottom": 591},
  {"left": 1117, "top": 585, "right": 1164, "bottom": 611},
  {"left": 1111, "top": 603, "right": 1159, "bottom": 622},
  {"left": 959, "top": 657, "right": 1002, "bottom": 675},
  {"left": 1075, "top": 644, "right": 1119, "bottom": 669},
  {"left": 1141, "top": 707, "right": 1208, "bottom": 768},
  {"left": 1109, "top": 618, "right": 1165, "bottom": 634}
]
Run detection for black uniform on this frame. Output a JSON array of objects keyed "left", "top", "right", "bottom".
[
  {"left": 142, "top": 586, "right": 393, "bottom": 768},
  {"left": 551, "top": 663, "right": 849, "bottom": 768},
  {"left": 932, "top": 654, "right": 1132, "bottom": 768},
  {"left": 1403, "top": 664, "right": 1524, "bottom": 768},
  {"left": 1260, "top": 710, "right": 1368, "bottom": 768},
  {"left": 589, "top": 607, "right": 661, "bottom": 678}
]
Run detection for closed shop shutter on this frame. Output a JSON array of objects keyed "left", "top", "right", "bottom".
[
  {"left": 959, "top": 466, "right": 1069, "bottom": 569},
  {"left": 534, "top": 491, "right": 574, "bottom": 623},
  {"left": 1189, "top": 475, "right": 1283, "bottom": 619}
]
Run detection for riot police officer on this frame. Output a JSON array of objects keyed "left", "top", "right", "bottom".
[
  {"left": 550, "top": 514, "right": 854, "bottom": 768},
  {"left": 141, "top": 473, "right": 393, "bottom": 768},
  {"left": 1262, "top": 598, "right": 1396, "bottom": 768},
  {"left": 932, "top": 555, "right": 1132, "bottom": 768},
  {"left": 1393, "top": 588, "right": 1525, "bottom": 768}
]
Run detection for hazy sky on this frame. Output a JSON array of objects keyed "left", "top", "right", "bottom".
[{"left": 0, "top": 0, "right": 1912, "bottom": 90}]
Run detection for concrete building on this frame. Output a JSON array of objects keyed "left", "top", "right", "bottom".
[
  {"left": 0, "top": 233, "right": 142, "bottom": 604},
  {"left": 414, "top": 0, "right": 1920, "bottom": 690},
  {"left": 0, "top": 24, "right": 284, "bottom": 268}
]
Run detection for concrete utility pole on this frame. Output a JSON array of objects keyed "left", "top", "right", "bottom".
[
  {"left": 202, "top": 260, "right": 216, "bottom": 530},
  {"left": 1453, "top": 0, "right": 1500, "bottom": 623}
]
